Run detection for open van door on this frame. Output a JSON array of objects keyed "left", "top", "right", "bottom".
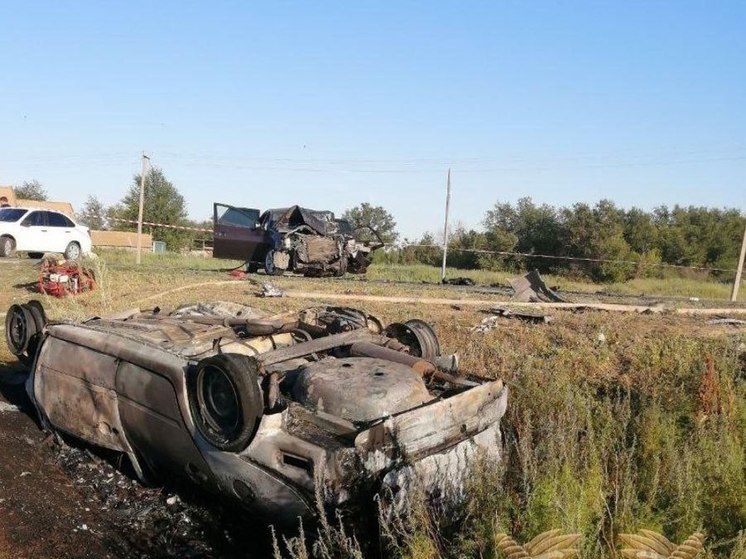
[{"left": 213, "top": 203, "right": 267, "bottom": 261}]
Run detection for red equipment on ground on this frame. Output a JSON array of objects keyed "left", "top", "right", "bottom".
[{"left": 38, "top": 259, "right": 96, "bottom": 297}]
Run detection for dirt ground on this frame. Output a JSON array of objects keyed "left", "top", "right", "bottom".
[{"left": 1, "top": 255, "right": 744, "bottom": 558}]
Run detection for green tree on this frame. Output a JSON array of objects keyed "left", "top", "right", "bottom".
[
  {"left": 115, "top": 167, "right": 191, "bottom": 251},
  {"left": 483, "top": 198, "right": 559, "bottom": 272},
  {"left": 559, "top": 200, "right": 632, "bottom": 282},
  {"left": 14, "top": 180, "right": 47, "bottom": 201},
  {"left": 341, "top": 203, "right": 399, "bottom": 244},
  {"left": 77, "top": 195, "right": 108, "bottom": 230}
]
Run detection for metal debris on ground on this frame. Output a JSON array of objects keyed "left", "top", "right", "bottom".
[
  {"left": 257, "top": 282, "right": 284, "bottom": 297},
  {"left": 472, "top": 307, "right": 553, "bottom": 332},
  {"left": 488, "top": 307, "right": 553, "bottom": 324},
  {"left": 706, "top": 317, "right": 746, "bottom": 326},
  {"left": 442, "top": 277, "right": 476, "bottom": 286},
  {"left": 508, "top": 269, "right": 569, "bottom": 303},
  {"left": 51, "top": 441, "right": 252, "bottom": 558}
]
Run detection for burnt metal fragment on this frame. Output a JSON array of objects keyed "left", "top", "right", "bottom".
[{"left": 509, "top": 269, "right": 569, "bottom": 303}]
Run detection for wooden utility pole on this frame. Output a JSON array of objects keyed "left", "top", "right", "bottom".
[
  {"left": 731, "top": 219, "right": 746, "bottom": 302},
  {"left": 136, "top": 153, "right": 150, "bottom": 265},
  {"left": 440, "top": 168, "right": 451, "bottom": 282}
]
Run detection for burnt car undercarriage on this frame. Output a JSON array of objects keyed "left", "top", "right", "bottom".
[{"left": 5, "top": 301, "right": 507, "bottom": 525}]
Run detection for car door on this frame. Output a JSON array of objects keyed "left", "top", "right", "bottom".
[
  {"left": 47, "top": 211, "right": 75, "bottom": 252},
  {"left": 213, "top": 203, "right": 269, "bottom": 261},
  {"left": 17, "top": 210, "right": 49, "bottom": 251}
]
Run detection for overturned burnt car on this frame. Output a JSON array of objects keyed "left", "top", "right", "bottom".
[
  {"left": 5, "top": 301, "right": 507, "bottom": 524},
  {"left": 213, "top": 203, "right": 383, "bottom": 276}
]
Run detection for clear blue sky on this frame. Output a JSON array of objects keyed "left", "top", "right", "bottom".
[{"left": 1, "top": 1, "right": 744, "bottom": 239}]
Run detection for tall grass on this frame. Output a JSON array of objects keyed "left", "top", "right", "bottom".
[{"left": 274, "top": 317, "right": 746, "bottom": 558}]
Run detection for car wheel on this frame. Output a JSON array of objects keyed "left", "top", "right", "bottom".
[
  {"left": 64, "top": 241, "right": 81, "bottom": 260},
  {"left": 245, "top": 262, "right": 260, "bottom": 274},
  {"left": 0, "top": 236, "right": 16, "bottom": 258},
  {"left": 187, "top": 354, "right": 264, "bottom": 452},
  {"left": 5, "top": 304, "right": 36, "bottom": 359},
  {"left": 264, "top": 249, "right": 284, "bottom": 276}
]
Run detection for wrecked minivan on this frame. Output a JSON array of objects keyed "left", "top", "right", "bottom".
[
  {"left": 5, "top": 301, "right": 507, "bottom": 524},
  {"left": 213, "top": 203, "right": 383, "bottom": 276}
]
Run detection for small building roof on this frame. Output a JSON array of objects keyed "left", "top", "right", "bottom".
[{"left": 16, "top": 199, "right": 75, "bottom": 215}]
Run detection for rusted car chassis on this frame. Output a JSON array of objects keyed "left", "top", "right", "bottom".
[{"left": 5, "top": 301, "right": 507, "bottom": 524}]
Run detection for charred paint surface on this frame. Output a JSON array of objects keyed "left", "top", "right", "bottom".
[{"left": 11, "top": 301, "right": 508, "bottom": 525}]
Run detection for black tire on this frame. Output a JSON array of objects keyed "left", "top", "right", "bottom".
[
  {"left": 187, "top": 353, "right": 264, "bottom": 452},
  {"left": 5, "top": 304, "right": 37, "bottom": 358},
  {"left": 264, "top": 249, "right": 284, "bottom": 276},
  {"left": 64, "top": 241, "right": 81, "bottom": 260},
  {"left": 246, "top": 262, "right": 260, "bottom": 274},
  {"left": 0, "top": 236, "right": 16, "bottom": 258},
  {"left": 25, "top": 300, "right": 47, "bottom": 332}
]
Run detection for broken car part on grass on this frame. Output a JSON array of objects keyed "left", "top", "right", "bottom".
[
  {"left": 5, "top": 300, "right": 507, "bottom": 525},
  {"left": 213, "top": 203, "right": 384, "bottom": 277},
  {"left": 509, "top": 269, "right": 568, "bottom": 303},
  {"left": 38, "top": 257, "right": 96, "bottom": 297}
]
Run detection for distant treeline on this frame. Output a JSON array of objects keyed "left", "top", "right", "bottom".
[{"left": 381, "top": 198, "right": 746, "bottom": 283}]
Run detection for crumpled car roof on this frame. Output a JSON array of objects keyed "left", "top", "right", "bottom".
[{"left": 260, "top": 205, "right": 338, "bottom": 235}]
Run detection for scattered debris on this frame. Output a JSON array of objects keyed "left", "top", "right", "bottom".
[
  {"left": 442, "top": 277, "right": 476, "bottom": 286},
  {"left": 228, "top": 269, "right": 247, "bottom": 279},
  {"left": 509, "top": 269, "right": 569, "bottom": 303},
  {"left": 596, "top": 332, "right": 607, "bottom": 344},
  {"left": 472, "top": 316, "right": 500, "bottom": 333},
  {"left": 258, "top": 282, "right": 284, "bottom": 297},
  {"left": 487, "top": 307, "right": 553, "bottom": 324},
  {"left": 20, "top": 471, "right": 31, "bottom": 477},
  {"left": 706, "top": 317, "right": 746, "bottom": 326},
  {"left": 0, "top": 401, "right": 20, "bottom": 412},
  {"left": 471, "top": 308, "right": 553, "bottom": 332}
]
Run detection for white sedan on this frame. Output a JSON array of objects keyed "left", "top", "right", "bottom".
[{"left": 0, "top": 207, "right": 92, "bottom": 260}]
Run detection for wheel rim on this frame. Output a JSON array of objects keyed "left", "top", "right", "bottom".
[
  {"left": 197, "top": 364, "right": 241, "bottom": 434},
  {"left": 67, "top": 243, "right": 80, "bottom": 259},
  {"left": 5, "top": 305, "right": 35, "bottom": 357},
  {"left": 2, "top": 239, "right": 10, "bottom": 254}
]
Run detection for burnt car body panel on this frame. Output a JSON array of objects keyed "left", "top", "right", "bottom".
[
  {"left": 212, "top": 203, "right": 383, "bottom": 276},
  {"left": 13, "top": 301, "right": 507, "bottom": 525}
]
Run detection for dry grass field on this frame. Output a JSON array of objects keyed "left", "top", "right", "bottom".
[{"left": 0, "top": 251, "right": 745, "bottom": 558}]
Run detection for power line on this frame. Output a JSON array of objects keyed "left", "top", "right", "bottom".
[{"left": 395, "top": 243, "right": 739, "bottom": 273}]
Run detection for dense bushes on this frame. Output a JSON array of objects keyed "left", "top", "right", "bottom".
[{"left": 387, "top": 198, "right": 745, "bottom": 283}]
